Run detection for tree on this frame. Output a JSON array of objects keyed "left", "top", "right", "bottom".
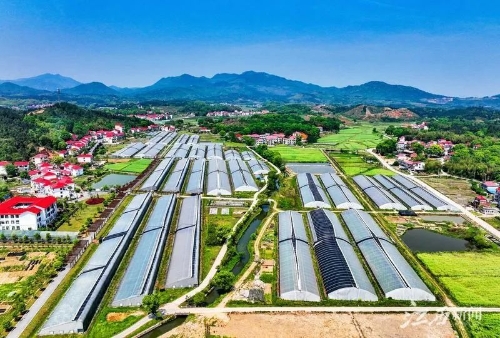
[
  {"left": 411, "top": 142, "right": 425, "bottom": 155},
  {"left": 375, "top": 139, "right": 396, "bottom": 156},
  {"left": 242, "top": 136, "right": 255, "bottom": 146},
  {"left": 424, "top": 159, "right": 442, "bottom": 174},
  {"left": 210, "top": 270, "right": 235, "bottom": 292},
  {"left": 19, "top": 170, "right": 29, "bottom": 180},
  {"left": 5, "top": 164, "right": 17, "bottom": 177},
  {"left": 425, "top": 144, "right": 444, "bottom": 157},
  {"left": 142, "top": 293, "right": 160, "bottom": 316},
  {"left": 34, "top": 232, "right": 41, "bottom": 242}
]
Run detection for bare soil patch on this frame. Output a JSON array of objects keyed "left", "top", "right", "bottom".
[
  {"left": 163, "top": 313, "right": 456, "bottom": 338},
  {"left": 106, "top": 311, "right": 144, "bottom": 322}
]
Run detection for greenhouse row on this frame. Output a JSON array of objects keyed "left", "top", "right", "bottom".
[
  {"left": 40, "top": 193, "right": 152, "bottom": 335},
  {"left": 112, "top": 195, "right": 177, "bottom": 306},
  {"left": 165, "top": 196, "right": 201, "bottom": 288}
]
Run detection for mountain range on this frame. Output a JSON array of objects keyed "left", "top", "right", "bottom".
[{"left": 0, "top": 72, "right": 499, "bottom": 108}]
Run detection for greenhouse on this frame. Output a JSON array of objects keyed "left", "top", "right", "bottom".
[
  {"left": 278, "top": 211, "right": 320, "bottom": 302},
  {"left": 165, "top": 196, "right": 201, "bottom": 288},
  {"left": 307, "top": 209, "right": 378, "bottom": 301}
]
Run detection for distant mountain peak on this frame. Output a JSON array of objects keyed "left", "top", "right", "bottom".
[{"left": 0, "top": 73, "right": 81, "bottom": 91}]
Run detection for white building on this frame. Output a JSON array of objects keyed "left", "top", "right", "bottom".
[
  {"left": 77, "top": 154, "right": 93, "bottom": 164},
  {"left": 0, "top": 196, "right": 58, "bottom": 231}
]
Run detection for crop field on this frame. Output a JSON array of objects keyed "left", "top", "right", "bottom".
[
  {"left": 418, "top": 252, "right": 500, "bottom": 307},
  {"left": 329, "top": 152, "right": 394, "bottom": 176},
  {"left": 104, "top": 159, "right": 152, "bottom": 173},
  {"left": 466, "top": 313, "right": 500, "bottom": 338},
  {"left": 271, "top": 146, "right": 327, "bottom": 163},
  {"left": 318, "top": 124, "right": 390, "bottom": 151},
  {"left": 420, "top": 177, "right": 476, "bottom": 206}
]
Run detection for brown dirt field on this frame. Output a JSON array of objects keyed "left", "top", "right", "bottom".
[
  {"left": 420, "top": 177, "right": 475, "bottom": 206},
  {"left": 0, "top": 273, "right": 21, "bottom": 284},
  {"left": 27, "top": 252, "right": 46, "bottom": 259},
  {"left": 162, "top": 313, "right": 456, "bottom": 338},
  {"left": 106, "top": 310, "right": 144, "bottom": 322}
]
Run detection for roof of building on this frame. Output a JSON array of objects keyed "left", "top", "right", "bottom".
[
  {"left": 482, "top": 181, "right": 498, "bottom": 187},
  {"left": 0, "top": 161, "right": 9, "bottom": 166},
  {"left": 14, "top": 161, "right": 29, "bottom": 166},
  {"left": 77, "top": 154, "right": 93, "bottom": 158},
  {"left": 0, "top": 196, "right": 57, "bottom": 215}
]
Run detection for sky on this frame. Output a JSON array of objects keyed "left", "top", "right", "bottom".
[{"left": 0, "top": 0, "right": 499, "bottom": 97}]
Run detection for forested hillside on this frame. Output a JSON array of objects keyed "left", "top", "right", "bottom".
[{"left": 0, "top": 103, "right": 149, "bottom": 161}]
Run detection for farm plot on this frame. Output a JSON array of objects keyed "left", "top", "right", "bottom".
[
  {"left": 330, "top": 152, "right": 393, "bottom": 176},
  {"left": 271, "top": 146, "right": 326, "bottom": 163},
  {"left": 418, "top": 252, "right": 500, "bottom": 307},
  {"left": 104, "top": 159, "right": 152, "bottom": 173},
  {"left": 318, "top": 125, "right": 387, "bottom": 151},
  {"left": 465, "top": 313, "right": 500, "bottom": 338},
  {"left": 420, "top": 177, "right": 476, "bottom": 207}
]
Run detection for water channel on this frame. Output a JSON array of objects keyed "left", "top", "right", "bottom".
[
  {"left": 204, "top": 204, "right": 270, "bottom": 304},
  {"left": 138, "top": 315, "right": 187, "bottom": 338}
]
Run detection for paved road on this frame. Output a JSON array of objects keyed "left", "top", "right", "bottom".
[
  {"left": 368, "top": 149, "right": 500, "bottom": 241},
  {"left": 7, "top": 266, "right": 71, "bottom": 338}
]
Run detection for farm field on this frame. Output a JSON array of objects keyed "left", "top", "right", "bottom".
[
  {"left": 271, "top": 146, "right": 327, "bottom": 163},
  {"left": 57, "top": 201, "right": 104, "bottom": 232},
  {"left": 329, "top": 152, "right": 394, "bottom": 176},
  {"left": 317, "top": 124, "right": 390, "bottom": 151},
  {"left": 465, "top": 313, "right": 500, "bottom": 338},
  {"left": 420, "top": 177, "right": 476, "bottom": 206},
  {"left": 104, "top": 158, "right": 152, "bottom": 173},
  {"left": 418, "top": 252, "right": 500, "bottom": 307},
  {"left": 481, "top": 216, "right": 500, "bottom": 229}
]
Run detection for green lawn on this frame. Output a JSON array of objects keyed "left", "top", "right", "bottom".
[
  {"left": 318, "top": 124, "right": 391, "bottom": 151},
  {"left": 104, "top": 159, "right": 152, "bottom": 173},
  {"left": 465, "top": 313, "right": 500, "bottom": 338},
  {"left": 57, "top": 202, "right": 103, "bottom": 232},
  {"left": 330, "top": 152, "right": 393, "bottom": 176},
  {"left": 271, "top": 146, "right": 327, "bottom": 163},
  {"left": 418, "top": 252, "right": 500, "bottom": 307}
]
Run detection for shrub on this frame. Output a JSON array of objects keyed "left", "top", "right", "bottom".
[{"left": 85, "top": 197, "right": 104, "bottom": 205}]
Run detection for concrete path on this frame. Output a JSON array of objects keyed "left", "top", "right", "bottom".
[{"left": 8, "top": 266, "right": 71, "bottom": 338}]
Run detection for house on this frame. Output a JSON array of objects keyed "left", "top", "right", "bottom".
[
  {"left": 77, "top": 154, "right": 93, "bottom": 164},
  {"left": 198, "top": 127, "right": 211, "bottom": 134},
  {"left": 0, "top": 161, "right": 9, "bottom": 176},
  {"left": 397, "top": 137, "right": 407, "bottom": 152},
  {"left": 32, "top": 153, "right": 49, "bottom": 165},
  {"left": 398, "top": 159, "right": 425, "bottom": 171},
  {"left": 57, "top": 150, "right": 67, "bottom": 158},
  {"left": 114, "top": 124, "right": 124, "bottom": 133},
  {"left": 63, "top": 163, "right": 84, "bottom": 177},
  {"left": 0, "top": 196, "right": 57, "bottom": 230},
  {"left": 31, "top": 176, "right": 76, "bottom": 199},
  {"left": 14, "top": 161, "right": 29, "bottom": 171},
  {"left": 481, "top": 181, "right": 499, "bottom": 194},
  {"left": 473, "top": 195, "right": 489, "bottom": 208}
]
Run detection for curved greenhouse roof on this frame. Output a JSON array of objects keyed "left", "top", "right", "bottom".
[
  {"left": 139, "top": 157, "right": 175, "bottom": 191},
  {"left": 224, "top": 150, "right": 242, "bottom": 161},
  {"left": 162, "top": 159, "right": 190, "bottom": 193},
  {"left": 165, "top": 143, "right": 191, "bottom": 159},
  {"left": 320, "top": 173, "right": 363, "bottom": 210},
  {"left": 113, "top": 195, "right": 176, "bottom": 306},
  {"left": 278, "top": 211, "right": 320, "bottom": 302},
  {"left": 206, "top": 159, "right": 232, "bottom": 196},
  {"left": 307, "top": 209, "right": 377, "bottom": 301},
  {"left": 228, "top": 159, "right": 258, "bottom": 192},
  {"left": 112, "top": 142, "right": 146, "bottom": 158},
  {"left": 187, "top": 134, "right": 199, "bottom": 144},
  {"left": 373, "top": 175, "right": 432, "bottom": 211},
  {"left": 342, "top": 209, "right": 435, "bottom": 301},
  {"left": 353, "top": 175, "right": 406, "bottom": 210},
  {"left": 185, "top": 159, "right": 206, "bottom": 195},
  {"left": 206, "top": 143, "right": 224, "bottom": 160},
  {"left": 241, "top": 151, "right": 256, "bottom": 161},
  {"left": 297, "top": 173, "right": 331, "bottom": 208},
  {"left": 188, "top": 144, "right": 206, "bottom": 159},
  {"left": 247, "top": 159, "right": 270, "bottom": 175},
  {"left": 165, "top": 196, "right": 201, "bottom": 288}
]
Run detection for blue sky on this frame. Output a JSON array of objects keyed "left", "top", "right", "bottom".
[{"left": 0, "top": 0, "right": 499, "bottom": 96}]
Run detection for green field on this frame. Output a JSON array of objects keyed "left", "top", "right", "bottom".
[
  {"left": 466, "top": 313, "right": 500, "bottom": 338},
  {"left": 330, "top": 152, "right": 394, "bottom": 176},
  {"left": 271, "top": 146, "right": 327, "bottom": 163},
  {"left": 318, "top": 124, "right": 391, "bottom": 151},
  {"left": 104, "top": 159, "right": 152, "bottom": 173},
  {"left": 418, "top": 252, "right": 500, "bottom": 307}
]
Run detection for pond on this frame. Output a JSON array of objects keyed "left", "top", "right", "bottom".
[
  {"left": 92, "top": 174, "right": 136, "bottom": 190},
  {"left": 420, "top": 215, "right": 466, "bottom": 225},
  {"left": 204, "top": 204, "right": 270, "bottom": 305},
  {"left": 402, "top": 228, "right": 469, "bottom": 252},
  {"left": 138, "top": 315, "right": 187, "bottom": 338},
  {"left": 286, "top": 163, "right": 336, "bottom": 174}
]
